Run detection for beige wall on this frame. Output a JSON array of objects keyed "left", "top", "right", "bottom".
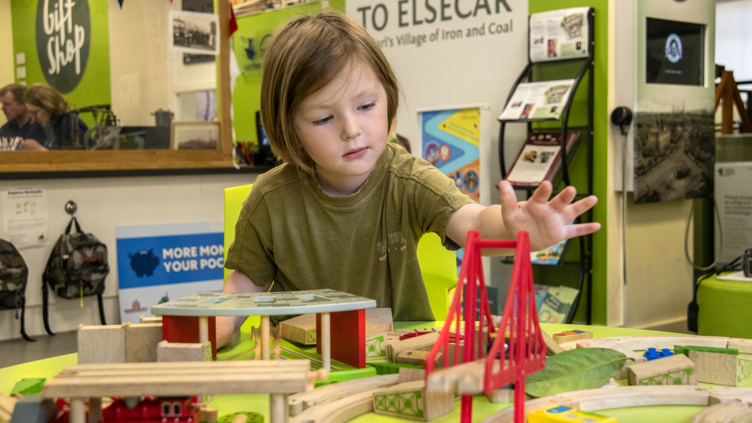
[
  {"left": 0, "top": 0, "right": 14, "bottom": 127},
  {"left": 108, "top": 0, "right": 216, "bottom": 126}
]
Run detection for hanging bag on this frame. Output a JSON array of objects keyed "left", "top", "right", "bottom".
[
  {"left": 42, "top": 217, "right": 109, "bottom": 335},
  {"left": 0, "top": 238, "right": 33, "bottom": 341}
]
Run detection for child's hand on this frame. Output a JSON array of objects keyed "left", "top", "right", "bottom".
[{"left": 499, "top": 180, "right": 600, "bottom": 252}]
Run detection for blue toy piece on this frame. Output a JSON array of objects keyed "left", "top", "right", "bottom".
[{"left": 643, "top": 347, "right": 674, "bottom": 361}]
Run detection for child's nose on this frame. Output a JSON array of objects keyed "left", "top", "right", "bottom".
[{"left": 341, "top": 115, "right": 362, "bottom": 141}]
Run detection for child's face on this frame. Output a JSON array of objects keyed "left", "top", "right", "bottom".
[{"left": 294, "top": 60, "right": 389, "bottom": 195}]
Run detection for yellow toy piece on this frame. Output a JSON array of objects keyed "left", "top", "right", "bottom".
[{"left": 529, "top": 405, "right": 617, "bottom": 423}]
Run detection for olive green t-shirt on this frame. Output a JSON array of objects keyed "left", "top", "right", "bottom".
[{"left": 225, "top": 143, "right": 474, "bottom": 321}]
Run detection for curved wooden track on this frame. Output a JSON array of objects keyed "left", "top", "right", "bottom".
[
  {"left": 690, "top": 399, "right": 752, "bottom": 423},
  {"left": 479, "top": 386, "right": 752, "bottom": 423}
]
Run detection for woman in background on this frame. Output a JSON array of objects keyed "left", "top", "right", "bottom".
[{"left": 22, "top": 84, "right": 87, "bottom": 151}]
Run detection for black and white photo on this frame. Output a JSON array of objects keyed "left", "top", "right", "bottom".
[{"left": 169, "top": 11, "right": 219, "bottom": 55}]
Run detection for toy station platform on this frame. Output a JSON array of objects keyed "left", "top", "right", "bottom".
[{"left": 151, "top": 289, "right": 377, "bottom": 372}]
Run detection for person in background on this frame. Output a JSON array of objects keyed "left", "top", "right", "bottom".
[
  {"left": 0, "top": 84, "right": 47, "bottom": 150},
  {"left": 23, "top": 84, "right": 88, "bottom": 151}
]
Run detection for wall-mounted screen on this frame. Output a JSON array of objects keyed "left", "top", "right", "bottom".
[{"left": 646, "top": 18, "right": 705, "bottom": 86}]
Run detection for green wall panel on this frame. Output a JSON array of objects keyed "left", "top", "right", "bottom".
[
  {"left": 529, "top": 0, "right": 609, "bottom": 325},
  {"left": 11, "top": 0, "right": 111, "bottom": 126}
]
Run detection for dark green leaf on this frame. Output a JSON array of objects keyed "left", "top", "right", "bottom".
[{"left": 525, "top": 348, "right": 628, "bottom": 398}]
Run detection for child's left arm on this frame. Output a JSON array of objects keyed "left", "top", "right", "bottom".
[{"left": 446, "top": 180, "right": 600, "bottom": 255}]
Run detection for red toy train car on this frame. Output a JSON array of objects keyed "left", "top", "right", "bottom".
[{"left": 49, "top": 396, "right": 199, "bottom": 423}]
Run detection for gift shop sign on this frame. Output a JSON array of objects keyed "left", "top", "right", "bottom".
[
  {"left": 36, "top": 0, "right": 91, "bottom": 93},
  {"left": 115, "top": 222, "right": 224, "bottom": 324}
]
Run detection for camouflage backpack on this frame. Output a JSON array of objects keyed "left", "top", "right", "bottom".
[
  {"left": 0, "top": 238, "right": 33, "bottom": 341},
  {"left": 42, "top": 217, "right": 109, "bottom": 334}
]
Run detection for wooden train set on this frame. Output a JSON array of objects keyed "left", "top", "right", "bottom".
[{"left": 4, "top": 230, "right": 752, "bottom": 423}]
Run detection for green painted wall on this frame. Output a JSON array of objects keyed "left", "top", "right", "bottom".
[
  {"left": 11, "top": 0, "right": 111, "bottom": 125},
  {"left": 231, "top": 1, "right": 345, "bottom": 144},
  {"left": 529, "top": 0, "right": 609, "bottom": 325}
]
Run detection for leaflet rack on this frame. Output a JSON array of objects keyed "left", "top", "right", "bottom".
[{"left": 498, "top": 7, "right": 595, "bottom": 324}]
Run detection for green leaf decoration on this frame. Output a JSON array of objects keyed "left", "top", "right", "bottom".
[{"left": 525, "top": 348, "right": 628, "bottom": 398}]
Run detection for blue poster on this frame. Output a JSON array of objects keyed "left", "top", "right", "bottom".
[{"left": 116, "top": 222, "right": 224, "bottom": 323}]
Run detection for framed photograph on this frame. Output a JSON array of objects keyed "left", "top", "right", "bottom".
[
  {"left": 171, "top": 121, "right": 221, "bottom": 150},
  {"left": 169, "top": 10, "right": 220, "bottom": 55}
]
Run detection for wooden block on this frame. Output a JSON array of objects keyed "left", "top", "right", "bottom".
[
  {"left": 317, "top": 309, "right": 366, "bottom": 369},
  {"left": 157, "top": 340, "right": 212, "bottom": 362},
  {"left": 553, "top": 330, "right": 593, "bottom": 345},
  {"left": 125, "top": 323, "right": 163, "bottom": 362},
  {"left": 162, "top": 315, "right": 217, "bottom": 358},
  {"left": 0, "top": 394, "right": 16, "bottom": 422},
  {"left": 729, "top": 339, "right": 752, "bottom": 354},
  {"left": 387, "top": 333, "right": 440, "bottom": 361},
  {"left": 542, "top": 331, "right": 564, "bottom": 355},
  {"left": 486, "top": 388, "right": 515, "bottom": 404},
  {"left": 77, "top": 324, "right": 126, "bottom": 364},
  {"left": 690, "top": 351, "right": 752, "bottom": 387},
  {"left": 399, "top": 368, "right": 425, "bottom": 383},
  {"left": 139, "top": 316, "right": 163, "bottom": 324},
  {"left": 372, "top": 380, "right": 454, "bottom": 421},
  {"left": 396, "top": 349, "right": 442, "bottom": 367},
  {"left": 199, "top": 407, "right": 218, "bottom": 423},
  {"left": 366, "top": 308, "right": 394, "bottom": 334},
  {"left": 280, "top": 314, "right": 317, "bottom": 345},
  {"left": 365, "top": 332, "right": 388, "bottom": 361},
  {"left": 628, "top": 354, "right": 697, "bottom": 386}
]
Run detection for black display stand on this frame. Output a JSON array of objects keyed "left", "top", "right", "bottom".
[{"left": 498, "top": 8, "right": 595, "bottom": 324}]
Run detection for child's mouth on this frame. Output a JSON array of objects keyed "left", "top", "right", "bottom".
[{"left": 343, "top": 147, "right": 367, "bottom": 159}]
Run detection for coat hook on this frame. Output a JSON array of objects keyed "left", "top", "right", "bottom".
[{"left": 65, "top": 200, "right": 78, "bottom": 216}]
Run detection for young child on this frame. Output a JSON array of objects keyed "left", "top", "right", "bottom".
[{"left": 218, "top": 12, "right": 599, "bottom": 347}]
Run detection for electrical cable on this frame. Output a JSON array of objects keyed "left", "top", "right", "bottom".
[{"left": 684, "top": 198, "right": 723, "bottom": 272}]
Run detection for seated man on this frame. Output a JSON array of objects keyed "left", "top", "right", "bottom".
[{"left": 0, "top": 84, "right": 46, "bottom": 150}]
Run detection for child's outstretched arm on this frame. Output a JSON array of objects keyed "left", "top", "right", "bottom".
[
  {"left": 446, "top": 180, "right": 600, "bottom": 255},
  {"left": 216, "top": 270, "right": 272, "bottom": 347}
]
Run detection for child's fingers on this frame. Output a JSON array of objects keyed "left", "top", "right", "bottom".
[
  {"left": 561, "top": 195, "right": 598, "bottom": 223},
  {"left": 548, "top": 185, "right": 577, "bottom": 212},
  {"left": 565, "top": 221, "right": 601, "bottom": 238},
  {"left": 499, "top": 181, "right": 518, "bottom": 213},
  {"left": 529, "top": 181, "right": 553, "bottom": 204}
]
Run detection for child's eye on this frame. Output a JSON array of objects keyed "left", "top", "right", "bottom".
[
  {"left": 359, "top": 103, "right": 376, "bottom": 111},
  {"left": 313, "top": 116, "right": 333, "bottom": 125}
]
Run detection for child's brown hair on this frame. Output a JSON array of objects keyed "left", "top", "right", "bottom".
[{"left": 260, "top": 11, "right": 399, "bottom": 172}]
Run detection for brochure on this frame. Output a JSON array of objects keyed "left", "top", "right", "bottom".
[
  {"left": 531, "top": 240, "right": 568, "bottom": 265},
  {"left": 498, "top": 80, "right": 575, "bottom": 121},
  {"left": 529, "top": 7, "right": 590, "bottom": 62},
  {"left": 505, "top": 131, "right": 580, "bottom": 187},
  {"left": 537, "top": 285, "right": 579, "bottom": 324}
]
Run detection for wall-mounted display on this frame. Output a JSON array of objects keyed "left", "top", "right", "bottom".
[{"left": 646, "top": 18, "right": 705, "bottom": 86}]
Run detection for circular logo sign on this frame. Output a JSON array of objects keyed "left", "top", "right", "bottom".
[
  {"left": 36, "top": 0, "right": 92, "bottom": 94},
  {"left": 665, "top": 33, "right": 683, "bottom": 63}
]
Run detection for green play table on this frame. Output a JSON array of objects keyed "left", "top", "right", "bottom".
[
  {"left": 697, "top": 272, "right": 752, "bottom": 338},
  {"left": 0, "top": 323, "right": 719, "bottom": 422}
]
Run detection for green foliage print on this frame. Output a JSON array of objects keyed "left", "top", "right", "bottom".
[
  {"left": 366, "top": 335, "right": 386, "bottom": 358},
  {"left": 374, "top": 390, "right": 424, "bottom": 418},
  {"left": 638, "top": 368, "right": 693, "bottom": 386}
]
